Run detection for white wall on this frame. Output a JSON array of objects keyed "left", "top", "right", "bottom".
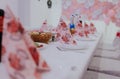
[
  {"left": 0, "top": 0, "right": 19, "bottom": 16},
  {"left": 1, "top": 0, "right": 119, "bottom": 44},
  {"left": 18, "top": 0, "right": 30, "bottom": 27},
  {"left": 102, "top": 22, "right": 120, "bottom": 44},
  {"left": 87, "top": 20, "right": 120, "bottom": 44},
  {"left": 47, "top": 0, "right": 62, "bottom": 28},
  {"left": 0, "top": 0, "right": 62, "bottom": 30},
  {"left": 30, "top": 0, "right": 49, "bottom": 28},
  {"left": 20, "top": 0, "right": 62, "bottom": 30},
  {"left": 18, "top": 0, "right": 49, "bottom": 30}
]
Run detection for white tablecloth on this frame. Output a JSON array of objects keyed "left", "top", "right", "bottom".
[
  {"left": 40, "top": 34, "right": 102, "bottom": 79},
  {"left": 0, "top": 34, "right": 102, "bottom": 79}
]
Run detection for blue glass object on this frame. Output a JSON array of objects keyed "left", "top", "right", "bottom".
[{"left": 70, "top": 23, "right": 75, "bottom": 29}]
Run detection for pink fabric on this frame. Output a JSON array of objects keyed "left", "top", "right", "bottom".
[
  {"left": 55, "top": 19, "right": 96, "bottom": 43},
  {"left": 55, "top": 19, "right": 76, "bottom": 44},
  {"left": 1, "top": 6, "right": 50, "bottom": 79},
  {"left": 62, "top": 0, "right": 120, "bottom": 27},
  {"left": 75, "top": 22, "right": 96, "bottom": 38},
  {"left": 39, "top": 20, "right": 49, "bottom": 32}
]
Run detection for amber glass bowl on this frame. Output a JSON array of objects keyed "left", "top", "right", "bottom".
[
  {"left": 30, "top": 32, "right": 52, "bottom": 43},
  {"left": 70, "top": 28, "right": 75, "bottom": 35}
]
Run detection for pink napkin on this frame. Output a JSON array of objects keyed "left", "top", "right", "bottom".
[
  {"left": 84, "top": 23, "right": 90, "bottom": 37},
  {"left": 55, "top": 19, "right": 68, "bottom": 40},
  {"left": 75, "top": 22, "right": 84, "bottom": 37},
  {"left": 57, "top": 18, "right": 68, "bottom": 31},
  {"left": 39, "top": 20, "right": 49, "bottom": 32},
  {"left": 1, "top": 6, "right": 50, "bottom": 79},
  {"left": 89, "top": 22, "right": 96, "bottom": 34},
  {"left": 55, "top": 19, "right": 76, "bottom": 44}
]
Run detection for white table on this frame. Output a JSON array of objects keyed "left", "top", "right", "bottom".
[
  {"left": 40, "top": 34, "right": 102, "bottom": 79},
  {"left": 0, "top": 34, "right": 102, "bottom": 79}
]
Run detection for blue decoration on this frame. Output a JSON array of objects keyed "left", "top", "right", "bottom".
[{"left": 70, "top": 23, "right": 75, "bottom": 29}]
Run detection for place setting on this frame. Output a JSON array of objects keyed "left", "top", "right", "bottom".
[
  {"left": 56, "top": 43, "right": 89, "bottom": 53},
  {"left": 73, "top": 22, "right": 99, "bottom": 41}
]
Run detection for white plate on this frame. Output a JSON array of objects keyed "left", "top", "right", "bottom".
[
  {"left": 89, "top": 33, "right": 100, "bottom": 37},
  {"left": 74, "top": 35, "right": 97, "bottom": 41},
  {"left": 35, "top": 42, "right": 48, "bottom": 50},
  {"left": 79, "top": 37, "right": 97, "bottom": 41},
  {"left": 58, "top": 43, "right": 88, "bottom": 50}
]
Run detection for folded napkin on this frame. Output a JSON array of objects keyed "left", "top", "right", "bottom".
[
  {"left": 1, "top": 6, "right": 50, "bottom": 79},
  {"left": 59, "top": 30, "right": 77, "bottom": 44},
  {"left": 56, "top": 21, "right": 77, "bottom": 44},
  {"left": 39, "top": 20, "right": 49, "bottom": 32}
]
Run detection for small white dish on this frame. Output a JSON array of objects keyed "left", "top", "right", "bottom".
[{"left": 35, "top": 42, "right": 48, "bottom": 50}]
